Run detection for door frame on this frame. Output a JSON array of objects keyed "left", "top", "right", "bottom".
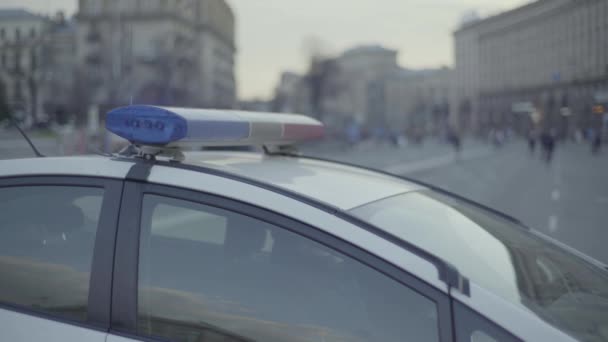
[{"left": 110, "top": 181, "right": 454, "bottom": 341}]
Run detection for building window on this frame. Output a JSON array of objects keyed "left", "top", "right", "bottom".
[
  {"left": 29, "top": 28, "right": 35, "bottom": 38},
  {"left": 0, "top": 27, "right": 5, "bottom": 40},
  {"left": 14, "top": 50, "right": 21, "bottom": 71},
  {"left": 30, "top": 51, "right": 36, "bottom": 70},
  {"left": 15, "top": 28, "right": 20, "bottom": 41}
]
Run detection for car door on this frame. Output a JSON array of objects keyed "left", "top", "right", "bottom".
[
  {"left": 107, "top": 181, "right": 453, "bottom": 342},
  {"left": 0, "top": 176, "right": 122, "bottom": 341}
]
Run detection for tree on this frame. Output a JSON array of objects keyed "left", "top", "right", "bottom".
[
  {"left": 300, "top": 36, "right": 345, "bottom": 119},
  {"left": 306, "top": 57, "right": 338, "bottom": 119},
  {"left": 68, "top": 69, "right": 94, "bottom": 126}
]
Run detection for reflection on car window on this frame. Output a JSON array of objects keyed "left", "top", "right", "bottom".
[
  {"left": 138, "top": 194, "right": 439, "bottom": 342},
  {"left": 150, "top": 202, "right": 228, "bottom": 245},
  {"left": 351, "top": 190, "right": 608, "bottom": 342},
  {"left": 471, "top": 331, "right": 499, "bottom": 342},
  {"left": 453, "top": 301, "right": 519, "bottom": 342},
  {"left": 0, "top": 185, "right": 104, "bottom": 321}
]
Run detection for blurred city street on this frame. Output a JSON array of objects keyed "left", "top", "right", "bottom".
[
  {"left": 307, "top": 140, "right": 608, "bottom": 265},
  {"left": 1, "top": 0, "right": 608, "bottom": 340},
  {"left": 0, "top": 129, "right": 82, "bottom": 158},
  {"left": 7, "top": 131, "right": 600, "bottom": 271},
  {"left": 4, "top": 131, "right": 606, "bottom": 264}
]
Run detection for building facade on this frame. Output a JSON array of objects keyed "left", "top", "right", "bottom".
[
  {"left": 0, "top": 9, "right": 76, "bottom": 125},
  {"left": 198, "top": 0, "right": 236, "bottom": 108},
  {"left": 385, "top": 68, "right": 452, "bottom": 136},
  {"left": 454, "top": 0, "right": 608, "bottom": 135},
  {"left": 0, "top": 9, "right": 49, "bottom": 124},
  {"left": 39, "top": 13, "right": 77, "bottom": 124},
  {"left": 272, "top": 71, "right": 306, "bottom": 114},
  {"left": 272, "top": 45, "right": 453, "bottom": 136},
  {"left": 336, "top": 45, "right": 400, "bottom": 126},
  {"left": 75, "top": 0, "right": 236, "bottom": 115}
]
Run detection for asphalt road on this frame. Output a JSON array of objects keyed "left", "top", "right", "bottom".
[
  {"left": 317, "top": 140, "right": 608, "bottom": 265},
  {"left": 412, "top": 142, "right": 608, "bottom": 265}
]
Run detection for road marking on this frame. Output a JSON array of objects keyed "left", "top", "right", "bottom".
[
  {"left": 553, "top": 157, "right": 562, "bottom": 186},
  {"left": 551, "top": 189, "right": 561, "bottom": 201},
  {"left": 548, "top": 215, "right": 558, "bottom": 233}
]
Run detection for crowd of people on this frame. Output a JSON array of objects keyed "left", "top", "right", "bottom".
[
  {"left": 527, "top": 127, "right": 603, "bottom": 164},
  {"left": 339, "top": 119, "right": 605, "bottom": 164}
]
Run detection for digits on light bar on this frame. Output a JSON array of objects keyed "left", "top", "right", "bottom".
[{"left": 106, "top": 105, "right": 324, "bottom": 147}]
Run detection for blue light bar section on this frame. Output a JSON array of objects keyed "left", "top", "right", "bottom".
[
  {"left": 106, "top": 105, "right": 323, "bottom": 148},
  {"left": 106, "top": 105, "right": 187, "bottom": 145}
]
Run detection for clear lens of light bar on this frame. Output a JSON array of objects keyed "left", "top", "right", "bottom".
[{"left": 106, "top": 105, "right": 324, "bottom": 147}]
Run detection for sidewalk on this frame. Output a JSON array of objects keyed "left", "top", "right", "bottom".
[
  {"left": 0, "top": 135, "right": 63, "bottom": 159},
  {"left": 2, "top": 128, "right": 495, "bottom": 174},
  {"left": 0, "top": 126, "right": 112, "bottom": 159}
]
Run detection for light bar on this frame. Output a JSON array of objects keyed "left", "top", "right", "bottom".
[{"left": 106, "top": 105, "right": 324, "bottom": 147}]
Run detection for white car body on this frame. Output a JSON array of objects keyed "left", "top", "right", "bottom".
[{"left": 0, "top": 153, "right": 581, "bottom": 342}]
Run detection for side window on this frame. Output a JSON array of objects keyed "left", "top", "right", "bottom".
[
  {"left": 454, "top": 301, "right": 521, "bottom": 342},
  {"left": 0, "top": 185, "right": 104, "bottom": 321},
  {"left": 149, "top": 200, "right": 227, "bottom": 245},
  {"left": 138, "top": 194, "right": 439, "bottom": 342}
]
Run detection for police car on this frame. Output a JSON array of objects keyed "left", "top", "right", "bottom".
[{"left": 1, "top": 105, "right": 607, "bottom": 342}]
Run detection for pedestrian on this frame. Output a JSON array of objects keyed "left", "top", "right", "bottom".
[
  {"left": 496, "top": 129, "right": 505, "bottom": 147},
  {"left": 591, "top": 132, "right": 602, "bottom": 155},
  {"left": 447, "top": 128, "right": 462, "bottom": 158},
  {"left": 540, "top": 130, "right": 555, "bottom": 163},
  {"left": 345, "top": 120, "right": 361, "bottom": 149},
  {"left": 528, "top": 129, "right": 537, "bottom": 154},
  {"left": 389, "top": 130, "right": 401, "bottom": 148}
]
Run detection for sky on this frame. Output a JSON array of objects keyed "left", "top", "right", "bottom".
[{"left": 1, "top": 0, "right": 528, "bottom": 99}]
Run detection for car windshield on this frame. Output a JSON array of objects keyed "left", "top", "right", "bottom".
[{"left": 351, "top": 189, "right": 608, "bottom": 342}]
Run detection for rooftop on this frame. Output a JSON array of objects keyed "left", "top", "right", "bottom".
[
  {"left": 342, "top": 44, "right": 398, "bottom": 57},
  {"left": 0, "top": 8, "right": 42, "bottom": 20},
  {"left": 454, "top": 0, "right": 571, "bottom": 34}
]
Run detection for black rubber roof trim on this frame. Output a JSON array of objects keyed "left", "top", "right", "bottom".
[
  {"left": 114, "top": 156, "right": 467, "bottom": 293},
  {"left": 124, "top": 160, "right": 153, "bottom": 181}
]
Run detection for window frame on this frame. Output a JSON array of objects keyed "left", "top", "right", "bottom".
[
  {"left": 0, "top": 176, "right": 124, "bottom": 332},
  {"left": 452, "top": 300, "right": 521, "bottom": 342},
  {"left": 110, "top": 181, "right": 454, "bottom": 341}
]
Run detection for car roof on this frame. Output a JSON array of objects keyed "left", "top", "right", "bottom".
[
  {"left": 0, "top": 152, "right": 424, "bottom": 210},
  {"left": 181, "top": 151, "right": 425, "bottom": 210}
]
